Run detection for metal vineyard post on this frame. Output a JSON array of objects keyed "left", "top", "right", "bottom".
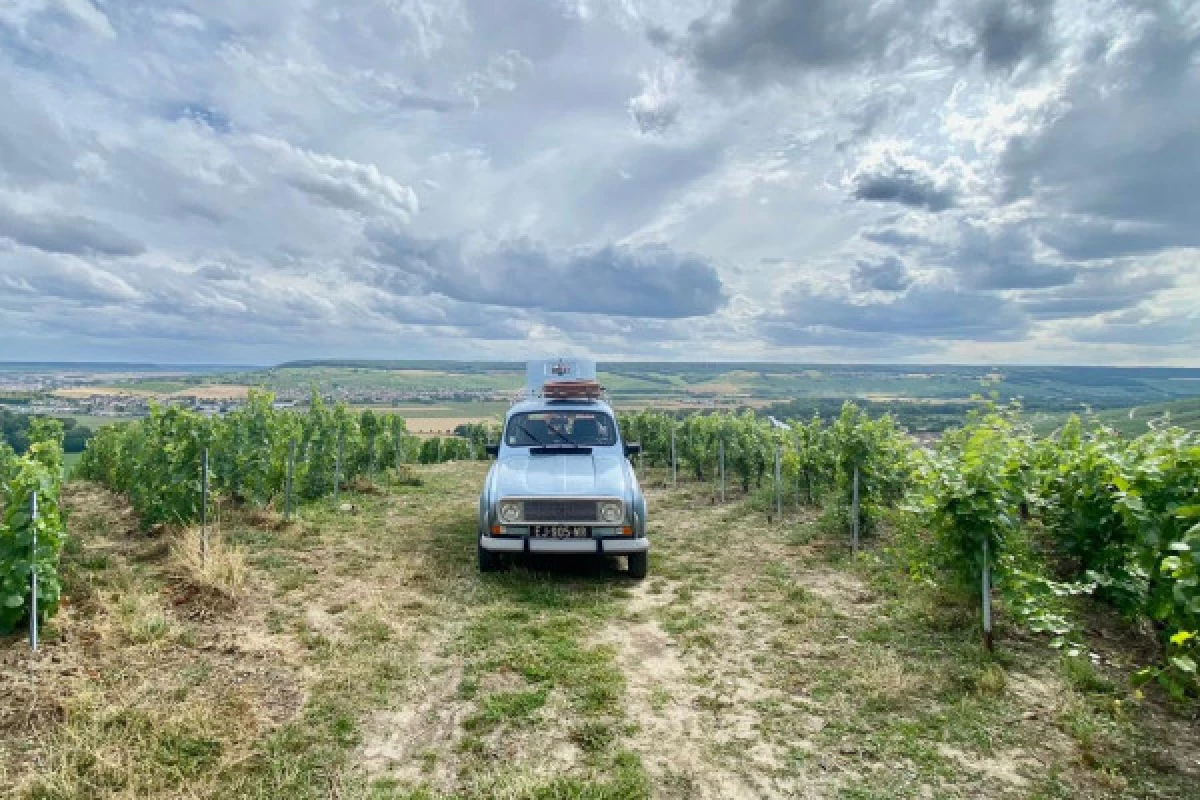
[
  {"left": 774, "top": 444, "right": 783, "bottom": 519},
  {"left": 334, "top": 430, "right": 344, "bottom": 503},
  {"left": 30, "top": 491, "right": 38, "bottom": 653},
  {"left": 718, "top": 439, "right": 726, "bottom": 503},
  {"left": 670, "top": 426, "right": 677, "bottom": 488},
  {"left": 851, "top": 465, "right": 860, "bottom": 555},
  {"left": 201, "top": 448, "right": 209, "bottom": 567},
  {"left": 284, "top": 438, "right": 296, "bottom": 522},
  {"left": 982, "top": 537, "right": 994, "bottom": 652}
]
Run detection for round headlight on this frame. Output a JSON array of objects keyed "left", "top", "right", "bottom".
[
  {"left": 498, "top": 501, "right": 522, "bottom": 523},
  {"left": 599, "top": 501, "right": 622, "bottom": 523}
]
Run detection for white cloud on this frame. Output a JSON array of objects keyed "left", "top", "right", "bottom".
[
  {"left": 0, "top": 0, "right": 115, "bottom": 40},
  {"left": 628, "top": 63, "right": 685, "bottom": 134},
  {"left": 248, "top": 136, "right": 419, "bottom": 221},
  {"left": 0, "top": 0, "right": 1196, "bottom": 363}
]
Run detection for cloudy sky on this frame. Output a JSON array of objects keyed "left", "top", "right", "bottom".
[{"left": 1, "top": 0, "right": 1198, "bottom": 364}]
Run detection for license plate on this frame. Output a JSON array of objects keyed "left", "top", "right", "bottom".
[{"left": 530, "top": 525, "right": 591, "bottom": 539}]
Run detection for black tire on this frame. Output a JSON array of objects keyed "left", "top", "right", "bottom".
[
  {"left": 627, "top": 551, "right": 648, "bottom": 580},
  {"left": 478, "top": 541, "right": 502, "bottom": 573}
]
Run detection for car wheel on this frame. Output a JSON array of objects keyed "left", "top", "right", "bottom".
[
  {"left": 627, "top": 551, "right": 648, "bottom": 580},
  {"left": 478, "top": 541, "right": 502, "bottom": 573}
]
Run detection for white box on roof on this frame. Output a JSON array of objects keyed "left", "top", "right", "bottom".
[{"left": 526, "top": 358, "right": 597, "bottom": 392}]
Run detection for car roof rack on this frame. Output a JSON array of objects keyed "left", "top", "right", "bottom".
[
  {"left": 542, "top": 379, "right": 604, "bottom": 401},
  {"left": 513, "top": 381, "right": 608, "bottom": 404},
  {"left": 514, "top": 358, "right": 608, "bottom": 404}
]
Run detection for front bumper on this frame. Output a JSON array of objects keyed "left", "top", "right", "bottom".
[{"left": 481, "top": 534, "right": 649, "bottom": 555}]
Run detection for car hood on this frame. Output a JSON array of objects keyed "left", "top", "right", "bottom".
[{"left": 492, "top": 453, "right": 628, "bottom": 498}]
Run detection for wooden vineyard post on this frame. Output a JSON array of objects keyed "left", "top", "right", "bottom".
[
  {"left": 851, "top": 465, "right": 860, "bottom": 555},
  {"left": 29, "top": 491, "right": 38, "bottom": 653},
  {"left": 982, "top": 537, "right": 994, "bottom": 652},
  {"left": 284, "top": 439, "right": 296, "bottom": 522},
  {"left": 200, "top": 448, "right": 209, "bottom": 566}
]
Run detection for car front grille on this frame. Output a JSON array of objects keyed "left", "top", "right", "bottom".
[{"left": 523, "top": 499, "right": 599, "bottom": 523}]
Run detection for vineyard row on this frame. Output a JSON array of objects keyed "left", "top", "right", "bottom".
[{"left": 3, "top": 398, "right": 1197, "bottom": 698}]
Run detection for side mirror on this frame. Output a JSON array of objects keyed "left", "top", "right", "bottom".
[
  {"left": 624, "top": 442, "right": 642, "bottom": 457},
  {"left": 485, "top": 444, "right": 500, "bottom": 458}
]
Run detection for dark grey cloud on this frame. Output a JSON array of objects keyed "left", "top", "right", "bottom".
[
  {"left": 860, "top": 218, "right": 1077, "bottom": 291},
  {"left": 851, "top": 154, "right": 960, "bottom": 211},
  {"left": 973, "top": 0, "right": 1057, "bottom": 72},
  {"left": 0, "top": 205, "right": 144, "bottom": 256},
  {"left": 194, "top": 263, "right": 242, "bottom": 282},
  {"left": 682, "top": 0, "right": 927, "bottom": 86},
  {"left": 853, "top": 255, "right": 913, "bottom": 292},
  {"left": 999, "top": 4, "right": 1200, "bottom": 245},
  {"left": 951, "top": 222, "right": 1076, "bottom": 290},
  {"left": 763, "top": 282, "right": 1028, "bottom": 343},
  {"left": 365, "top": 229, "right": 727, "bottom": 319},
  {"left": 630, "top": 100, "right": 679, "bottom": 135},
  {"left": 1038, "top": 218, "right": 1196, "bottom": 261},
  {"left": 1066, "top": 309, "right": 1200, "bottom": 346},
  {"left": 861, "top": 225, "right": 931, "bottom": 249},
  {"left": 1019, "top": 266, "right": 1176, "bottom": 319},
  {"left": 671, "top": 0, "right": 1061, "bottom": 88}
]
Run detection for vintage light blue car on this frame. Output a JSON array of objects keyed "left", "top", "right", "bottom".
[{"left": 477, "top": 360, "right": 648, "bottom": 578}]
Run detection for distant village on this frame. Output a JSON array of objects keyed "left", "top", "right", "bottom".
[{"left": 1, "top": 367, "right": 504, "bottom": 421}]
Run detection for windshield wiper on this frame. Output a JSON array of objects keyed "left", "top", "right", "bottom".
[{"left": 516, "top": 421, "right": 545, "bottom": 446}]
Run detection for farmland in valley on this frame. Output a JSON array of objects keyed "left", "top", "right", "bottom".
[{"left": 40, "top": 361, "right": 1200, "bottom": 434}]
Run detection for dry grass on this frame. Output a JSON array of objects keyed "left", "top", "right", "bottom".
[
  {"left": 0, "top": 483, "right": 303, "bottom": 800},
  {"left": 167, "top": 526, "right": 248, "bottom": 605},
  {"left": 3, "top": 470, "right": 1198, "bottom": 799}
]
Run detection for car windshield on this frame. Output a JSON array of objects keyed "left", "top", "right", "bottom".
[{"left": 505, "top": 411, "right": 617, "bottom": 447}]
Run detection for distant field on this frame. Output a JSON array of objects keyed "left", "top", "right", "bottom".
[
  {"left": 53, "top": 386, "right": 158, "bottom": 399},
  {"left": 230, "top": 363, "right": 1200, "bottom": 407},
  {"left": 54, "top": 384, "right": 250, "bottom": 400},
  {"left": 37, "top": 362, "right": 1200, "bottom": 436},
  {"left": 358, "top": 401, "right": 511, "bottom": 419}
]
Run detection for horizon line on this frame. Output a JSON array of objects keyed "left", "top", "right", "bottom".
[{"left": 3, "top": 359, "right": 1200, "bottom": 371}]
